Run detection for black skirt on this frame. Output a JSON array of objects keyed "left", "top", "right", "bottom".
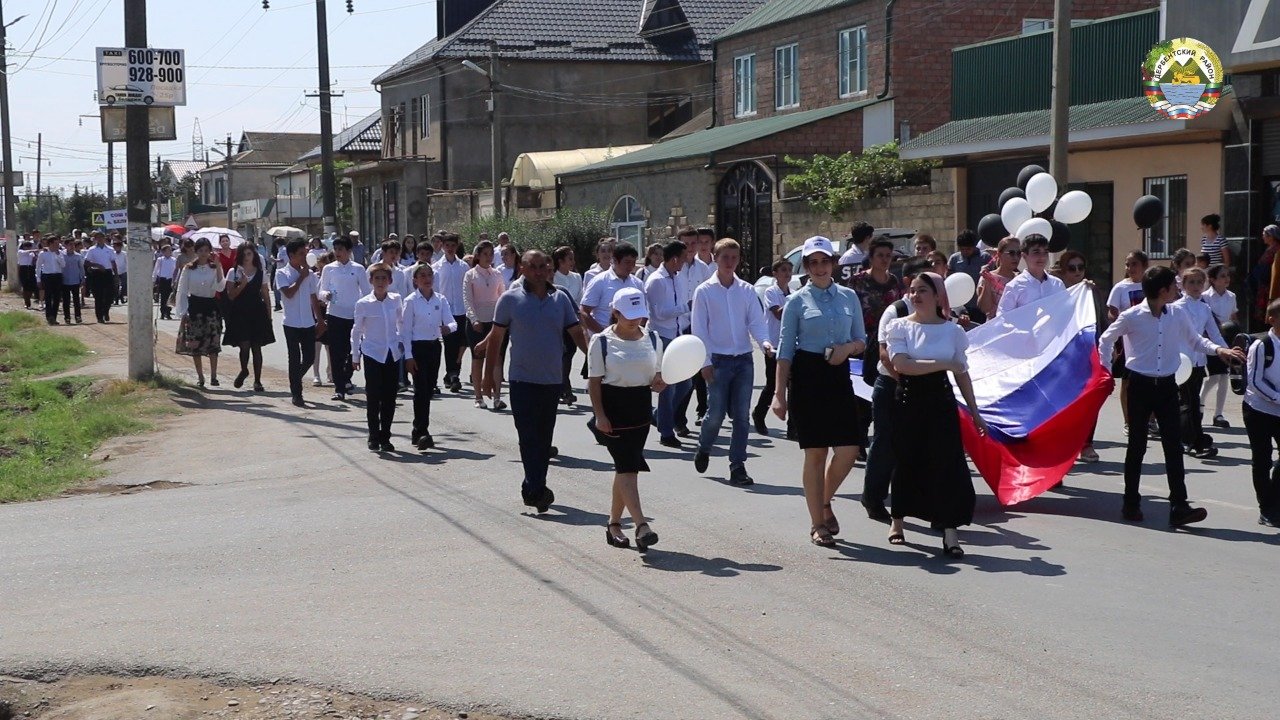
[
  {"left": 222, "top": 273, "right": 276, "bottom": 347},
  {"left": 601, "top": 384, "right": 651, "bottom": 473},
  {"left": 890, "top": 371, "right": 975, "bottom": 529},
  {"left": 790, "top": 350, "right": 863, "bottom": 449},
  {"left": 467, "top": 320, "right": 493, "bottom": 351}
]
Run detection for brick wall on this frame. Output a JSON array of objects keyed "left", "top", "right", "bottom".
[{"left": 715, "top": 0, "right": 1158, "bottom": 135}]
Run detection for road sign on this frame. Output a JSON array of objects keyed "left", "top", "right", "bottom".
[
  {"left": 100, "top": 106, "right": 177, "bottom": 142},
  {"left": 95, "top": 47, "right": 186, "bottom": 107},
  {"left": 92, "top": 209, "right": 128, "bottom": 230}
]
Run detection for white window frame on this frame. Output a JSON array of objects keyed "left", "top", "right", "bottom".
[
  {"left": 1143, "top": 175, "right": 1188, "bottom": 259},
  {"left": 610, "top": 196, "right": 647, "bottom": 245},
  {"left": 775, "top": 43, "right": 800, "bottom": 110},
  {"left": 734, "top": 54, "right": 757, "bottom": 118},
  {"left": 418, "top": 94, "right": 430, "bottom": 138},
  {"left": 838, "top": 26, "right": 868, "bottom": 97}
]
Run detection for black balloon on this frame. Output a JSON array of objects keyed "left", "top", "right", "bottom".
[
  {"left": 1048, "top": 220, "right": 1071, "bottom": 252},
  {"left": 1017, "top": 164, "right": 1046, "bottom": 189},
  {"left": 1133, "top": 194, "right": 1164, "bottom": 229},
  {"left": 977, "top": 213, "right": 1005, "bottom": 245},
  {"left": 998, "top": 186, "right": 1025, "bottom": 208}
]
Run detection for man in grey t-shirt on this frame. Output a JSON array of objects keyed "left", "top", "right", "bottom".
[{"left": 485, "top": 250, "right": 588, "bottom": 513}]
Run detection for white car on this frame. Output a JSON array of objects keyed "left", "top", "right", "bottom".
[
  {"left": 103, "top": 84, "right": 154, "bottom": 106},
  {"left": 754, "top": 228, "right": 916, "bottom": 298}
]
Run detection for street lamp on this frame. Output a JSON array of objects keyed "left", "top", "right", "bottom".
[{"left": 462, "top": 47, "right": 502, "bottom": 217}]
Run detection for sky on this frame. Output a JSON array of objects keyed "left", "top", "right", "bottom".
[{"left": 3, "top": 0, "right": 436, "bottom": 195}]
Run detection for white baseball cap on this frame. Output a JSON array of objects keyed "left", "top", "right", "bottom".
[
  {"left": 611, "top": 287, "right": 649, "bottom": 320},
  {"left": 801, "top": 236, "right": 836, "bottom": 258}
]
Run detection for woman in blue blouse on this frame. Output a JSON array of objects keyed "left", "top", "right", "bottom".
[{"left": 772, "top": 236, "right": 867, "bottom": 547}]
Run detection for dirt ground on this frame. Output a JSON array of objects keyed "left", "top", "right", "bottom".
[{"left": 0, "top": 675, "right": 517, "bottom": 720}]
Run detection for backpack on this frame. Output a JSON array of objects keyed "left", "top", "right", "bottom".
[
  {"left": 1231, "top": 333, "right": 1275, "bottom": 396},
  {"left": 861, "top": 299, "right": 910, "bottom": 384}
]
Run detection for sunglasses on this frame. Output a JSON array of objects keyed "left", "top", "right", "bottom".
[
  {"left": 1066, "top": 263, "right": 1085, "bottom": 272},
  {"left": 1003, "top": 249, "right": 1022, "bottom": 256}
]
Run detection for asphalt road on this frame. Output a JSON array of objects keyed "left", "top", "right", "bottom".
[{"left": 1, "top": 305, "right": 1274, "bottom": 720}]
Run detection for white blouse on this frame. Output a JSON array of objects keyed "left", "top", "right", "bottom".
[
  {"left": 554, "top": 270, "right": 584, "bottom": 303},
  {"left": 885, "top": 317, "right": 969, "bottom": 371},
  {"left": 400, "top": 290, "right": 457, "bottom": 345},
  {"left": 587, "top": 327, "right": 664, "bottom": 387},
  {"left": 351, "top": 292, "right": 403, "bottom": 363},
  {"left": 175, "top": 265, "right": 227, "bottom": 317}
]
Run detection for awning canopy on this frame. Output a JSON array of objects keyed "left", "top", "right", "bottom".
[{"left": 510, "top": 146, "right": 651, "bottom": 189}]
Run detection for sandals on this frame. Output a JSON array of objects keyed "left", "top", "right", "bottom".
[
  {"left": 635, "top": 523, "right": 659, "bottom": 552},
  {"left": 605, "top": 522, "right": 630, "bottom": 549},
  {"left": 810, "top": 526, "right": 836, "bottom": 547},
  {"left": 494, "top": 399, "right": 508, "bottom": 411},
  {"left": 823, "top": 502, "right": 839, "bottom": 536},
  {"left": 888, "top": 524, "right": 906, "bottom": 545}
]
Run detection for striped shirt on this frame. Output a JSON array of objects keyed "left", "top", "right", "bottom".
[{"left": 1200, "top": 235, "right": 1226, "bottom": 265}]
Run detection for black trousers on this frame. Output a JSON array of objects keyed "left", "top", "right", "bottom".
[
  {"left": 61, "top": 280, "right": 82, "bottom": 321},
  {"left": 325, "top": 314, "right": 355, "bottom": 392},
  {"left": 41, "top": 273, "right": 63, "bottom": 322},
  {"left": 677, "top": 370, "right": 708, "bottom": 426},
  {"left": 443, "top": 314, "right": 467, "bottom": 380},
  {"left": 1178, "top": 366, "right": 1211, "bottom": 451},
  {"left": 754, "top": 353, "right": 777, "bottom": 419},
  {"left": 510, "top": 381, "right": 561, "bottom": 498},
  {"left": 1124, "top": 373, "right": 1188, "bottom": 507},
  {"left": 363, "top": 352, "right": 399, "bottom": 442},
  {"left": 1243, "top": 402, "right": 1280, "bottom": 519},
  {"left": 116, "top": 272, "right": 128, "bottom": 304},
  {"left": 283, "top": 325, "right": 316, "bottom": 401},
  {"left": 156, "top": 278, "right": 173, "bottom": 318},
  {"left": 411, "top": 339, "right": 442, "bottom": 434},
  {"left": 88, "top": 270, "right": 114, "bottom": 321}
]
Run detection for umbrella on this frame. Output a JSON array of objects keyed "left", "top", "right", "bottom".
[
  {"left": 162, "top": 223, "right": 187, "bottom": 237},
  {"left": 183, "top": 227, "right": 246, "bottom": 248},
  {"left": 266, "top": 225, "right": 306, "bottom": 239}
]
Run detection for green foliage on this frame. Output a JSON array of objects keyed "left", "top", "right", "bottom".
[
  {"left": 0, "top": 312, "right": 87, "bottom": 376},
  {"left": 458, "top": 208, "right": 611, "bottom": 273},
  {"left": 784, "top": 142, "right": 936, "bottom": 218},
  {"left": 65, "top": 188, "right": 111, "bottom": 233}
]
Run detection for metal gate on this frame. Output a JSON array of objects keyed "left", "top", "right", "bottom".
[{"left": 716, "top": 161, "right": 773, "bottom": 280}]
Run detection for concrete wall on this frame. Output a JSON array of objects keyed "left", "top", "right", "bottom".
[{"left": 559, "top": 158, "right": 715, "bottom": 244}]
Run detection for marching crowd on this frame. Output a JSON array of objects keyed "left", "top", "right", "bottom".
[{"left": 9, "top": 217, "right": 1280, "bottom": 558}]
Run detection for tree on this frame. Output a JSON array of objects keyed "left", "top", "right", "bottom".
[
  {"left": 310, "top": 160, "right": 355, "bottom": 232},
  {"left": 65, "top": 188, "right": 109, "bottom": 232},
  {"left": 784, "top": 142, "right": 937, "bottom": 218}
]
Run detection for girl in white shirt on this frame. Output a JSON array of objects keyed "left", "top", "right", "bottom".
[
  {"left": 588, "top": 287, "right": 666, "bottom": 552},
  {"left": 1203, "top": 264, "right": 1239, "bottom": 428},
  {"left": 463, "top": 241, "right": 507, "bottom": 409},
  {"left": 175, "top": 238, "right": 228, "bottom": 388},
  {"left": 401, "top": 264, "right": 458, "bottom": 451},
  {"left": 351, "top": 263, "right": 403, "bottom": 453}
]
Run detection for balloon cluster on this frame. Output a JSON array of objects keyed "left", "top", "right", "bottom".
[{"left": 976, "top": 164, "right": 1094, "bottom": 252}]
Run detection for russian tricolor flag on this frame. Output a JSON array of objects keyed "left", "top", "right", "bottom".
[{"left": 955, "top": 284, "right": 1114, "bottom": 505}]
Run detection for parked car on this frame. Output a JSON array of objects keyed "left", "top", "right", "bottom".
[
  {"left": 103, "top": 84, "right": 154, "bottom": 106},
  {"left": 754, "top": 228, "right": 916, "bottom": 298}
]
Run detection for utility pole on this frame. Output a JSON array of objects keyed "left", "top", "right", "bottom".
[
  {"left": 314, "top": 0, "right": 339, "bottom": 236},
  {"left": 124, "top": 0, "right": 154, "bottom": 380},
  {"left": 35, "top": 133, "right": 41, "bottom": 203},
  {"left": 1048, "top": 0, "right": 1071, "bottom": 187},
  {"left": 106, "top": 142, "right": 114, "bottom": 202},
  {"left": 0, "top": 4, "right": 21, "bottom": 291},
  {"left": 489, "top": 42, "right": 502, "bottom": 217},
  {"left": 225, "top": 135, "right": 233, "bottom": 230}
]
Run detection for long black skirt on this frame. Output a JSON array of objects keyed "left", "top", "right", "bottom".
[
  {"left": 890, "top": 371, "right": 975, "bottom": 529},
  {"left": 600, "top": 384, "right": 651, "bottom": 474},
  {"left": 790, "top": 349, "right": 862, "bottom": 449}
]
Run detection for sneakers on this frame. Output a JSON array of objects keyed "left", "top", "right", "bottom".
[
  {"left": 313, "top": 378, "right": 324, "bottom": 387},
  {"left": 728, "top": 465, "right": 754, "bottom": 487},
  {"left": 1169, "top": 503, "right": 1208, "bottom": 527},
  {"left": 522, "top": 487, "right": 555, "bottom": 514},
  {"left": 331, "top": 392, "right": 345, "bottom": 402},
  {"left": 1212, "top": 415, "right": 1230, "bottom": 428},
  {"left": 1259, "top": 513, "right": 1277, "bottom": 528},
  {"left": 475, "top": 398, "right": 488, "bottom": 409},
  {"left": 693, "top": 450, "right": 709, "bottom": 474}
]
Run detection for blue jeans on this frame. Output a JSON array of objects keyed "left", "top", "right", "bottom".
[
  {"left": 698, "top": 352, "right": 754, "bottom": 466},
  {"left": 510, "top": 381, "right": 561, "bottom": 497},
  {"left": 654, "top": 335, "right": 690, "bottom": 440},
  {"left": 863, "top": 374, "right": 897, "bottom": 506}
]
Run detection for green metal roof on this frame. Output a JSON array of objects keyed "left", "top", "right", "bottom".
[
  {"left": 716, "top": 0, "right": 857, "bottom": 42},
  {"left": 563, "top": 97, "right": 885, "bottom": 176}
]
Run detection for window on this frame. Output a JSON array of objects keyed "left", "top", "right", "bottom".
[
  {"left": 417, "top": 94, "right": 430, "bottom": 138},
  {"left": 610, "top": 196, "right": 647, "bottom": 245},
  {"left": 1143, "top": 175, "right": 1187, "bottom": 258},
  {"left": 839, "top": 26, "right": 868, "bottom": 97},
  {"left": 1022, "top": 18, "right": 1052, "bottom": 33},
  {"left": 213, "top": 178, "right": 225, "bottom": 205},
  {"left": 734, "top": 54, "right": 756, "bottom": 117},
  {"left": 383, "top": 181, "right": 399, "bottom": 236},
  {"left": 775, "top": 44, "right": 800, "bottom": 109}
]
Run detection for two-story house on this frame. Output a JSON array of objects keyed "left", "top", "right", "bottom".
[
  {"left": 560, "top": 0, "right": 1157, "bottom": 276},
  {"left": 196, "top": 132, "right": 320, "bottom": 236},
  {"left": 347, "top": 0, "right": 769, "bottom": 240},
  {"left": 274, "top": 111, "right": 382, "bottom": 236}
]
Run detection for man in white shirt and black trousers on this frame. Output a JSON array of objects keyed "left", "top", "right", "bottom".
[
  {"left": 276, "top": 239, "right": 328, "bottom": 407},
  {"left": 690, "top": 238, "right": 773, "bottom": 486},
  {"left": 644, "top": 239, "right": 689, "bottom": 448},
  {"left": 318, "top": 235, "right": 370, "bottom": 401},
  {"left": 1099, "top": 266, "right": 1244, "bottom": 526},
  {"left": 83, "top": 231, "right": 118, "bottom": 323},
  {"left": 36, "top": 236, "right": 66, "bottom": 325}
]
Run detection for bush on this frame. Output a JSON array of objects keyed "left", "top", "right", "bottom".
[
  {"left": 458, "top": 208, "right": 611, "bottom": 273},
  {"left": 784, "top": 142, "right": 937, "bottom": 218}
]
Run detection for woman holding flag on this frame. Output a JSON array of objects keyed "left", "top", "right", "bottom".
[{"left": 884, "top": 272, "right": 988, "bottom": 558}]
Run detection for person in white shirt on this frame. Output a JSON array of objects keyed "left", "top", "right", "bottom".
[
  {"left": 1098, "top": 266, "right": 1243, "bottom": 526},
  {"left": 754, "top": 258, "right": 792, "bottom": 436},
  {"left": 432, "top": 232, "right": 468, "bottom": 393},
  {"left": 1172, "top": 267, "right": 1226, "bottom": 459},
  {"left": 352, "top": 263, "right": 403, "bottom": 453},
  {"left": 429, "top": 231, "right": 445, "bottom": 265},
  {"left": 498, "top": 244, "right": 519, "bottom": 285},
  {"left": 17, "top": 239, "right": 38, "bottom": 309},
  {"left": 636, "top": 243, "right": 662, "bottom": 283},
  {"left": 676, "top": 228, "right": 715, "bottom": 430},
  {"left": 111, "top": 239, "right": 129, "bottom": 306},
  {"left": 83, "top": 232, "right": 117, "bottom": 323},
  {"left": 36, "top": 237, "right": 66, "bottom": 325},
  {"left": 551, "top": 245, "right": 583, "bottom": 302},
  {"left": 276, "top": 239, "right": 326, "bottom": 407},
  {"left": 583, "top": 238, "right": 615, "bottom": 288},
  {"left": 690, "top": 238, "right": 773, "bottom": 486},
  {"left": 1203, "top": 263, "right": 1238, "bottom": 428},
  {"left": 175, "top": 239, "right": 228, "bottom": 387},
  {"left": 1106, "top": 250, "right": 1151, "bottom": 431},
  {"left": 317, "top": 236, "right": 370, "bottom": 402},
  {"left": 463, "top": 240, "right": 507, "bottom": 409},
  {"left": 995, "top": 234, "right": 1065, "bottom": 317},
  {"left": 581, "top": 243, "right": 645, "bottom": 338},
  {"left": 837, "top": 221, "right": 875, "bottom": 278},
  {"left": 401, "top": 264, "right": 457, "bottom": 451},
  {"left": 153, "top": 244, "right": 178, "bottom": 320},
  {"left": 1244, "top": 298, "right": 1280, "bottom": 527},
  {"left": 644, "top": 239, "right": 689, "bottom": 447}
]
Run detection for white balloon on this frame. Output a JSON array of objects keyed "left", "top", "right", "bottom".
[
  {"left": 944, "top": 271, "right": 976, "bottom": 308},
  {"left": 660, "top": 334, "right": 707, "bottom": 384},
  {"left": 1016, "top": 217, "right": 1053, "bottom": 241},
  {"left": 1025, "top": 172, "right": 1058, "bottom": 213},
  {"left": 1175, "top": 353, "right": 1193, "bottom": 385},
  {"left": 1053, "top": 190, "right": 1094, "bottom": 224},
  {"left": 1001, "top": 197, "right": 1034, "bottom": 235}
]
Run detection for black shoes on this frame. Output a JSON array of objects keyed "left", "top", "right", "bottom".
[
  {"left": 523, "top": 487, "right": 555, "bottom": 514},
  {"left": 233, "top": 370, "right": 249, "bottom": 389},
  {"left": 861, "top": 499, "right": 891, "bottom": 523},
  {"left": 675, "top": 426, "right": 693, "bottom": 439},
  {"left": 635, "top": 523, "right": 659, "bottom": 552},
  {"left": 1169, "top": 503, "right": 1207, "bottom": 528},
  {"left": 605, "top": 522, "right": 630, "bottom": 548},
  {"left": 693, "top": 450, "right": 709, "bottom": 473},
  {"left": 752, "top": 410, "right": 768, "bottom": 435},
  {"left": 367, "top": 439, "right": 378, "bottom": 451},
  {"left": 659, "top": 436, "right": 682, "bottom": 449},
  {"left": 378, "top": 440, "right": 395, "bottom": 452},
  {"left": 291, "top": 396, "right": 306, "bottom": 408},
  {"left": 728, "top": 465, "right": 754, "bottom": 487},
  {"left": 1121, "top": 503, "right": 1144, "bottom": 522},
  {"left": 411, "top": 429, "right": 421, "bottom": 445},
  {"left": 416, "top": 433, "right": 435, "bottom": 451},
  {"left": 209, "top": 377, "right": 220, "bottom": 387}
]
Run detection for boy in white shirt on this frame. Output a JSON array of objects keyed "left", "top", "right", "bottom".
[
  {"left": 1172, "top": 267, "right": 1225, "bottom": 458},
  {"left": 276, "top": 239, "right": 326, "bottom": 407},
  {"left": 753, "top": 258, "right": 791, "bottom": 435},
  {"left": 1203, "top": 264, "right": 1238, "bottom": 428}
]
